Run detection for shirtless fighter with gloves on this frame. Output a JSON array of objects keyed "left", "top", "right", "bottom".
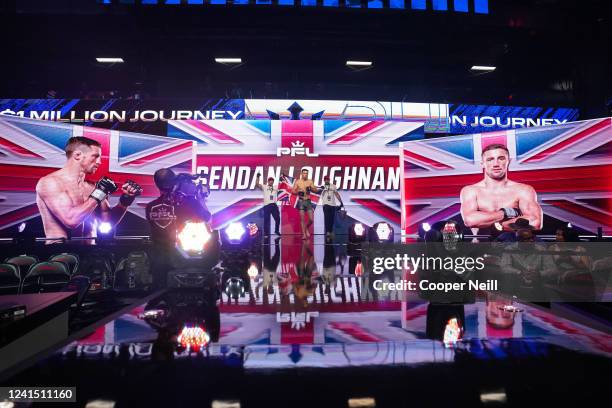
[
  {"left": 36, "top": 136, "right": 142, "bottom": 243},
  {"left": 460, "top": 144, "right": 543, "bottom": 233}
]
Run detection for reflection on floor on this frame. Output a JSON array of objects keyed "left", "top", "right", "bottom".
[
  {"left": 3, "top": 236, "right": 611, "bottom": 408},
  {"left": 67, "top": 235, "right": 612, "bottom": 363}
]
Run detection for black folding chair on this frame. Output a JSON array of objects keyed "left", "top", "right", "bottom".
[
  {"left": 21, "top": 261, "right": 71, "bottom": 293},
  {"left": 0, "top": 263, "right": 21, "bottom": 295},
  {"left": 4, "top": 254, "right": 38, "bottom": 280},
  {"left": 49, "top": 253, "right": 79, "bottom": 276}
]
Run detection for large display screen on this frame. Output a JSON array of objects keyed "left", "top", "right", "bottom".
[
  {"left": 96, "top": 0, "right": 490, "bottom": 14},
  {"left": 0, "top": 108, "right": 597, "bottom": 239},
  {"left": 0, "top": 115, "right": 418, "bottom": 237},
  {"left": 168, "top": 118, "right": 422, "bottom": 234},
  {"left": 0, "top": 98, "right": 580, "bottom": 135},
  {"left": 0, "top": 116, "right": 196, "bottom": 237}
]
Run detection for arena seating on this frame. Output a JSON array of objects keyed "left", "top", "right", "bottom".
[
  {"left": 21, "top": 261, "right": 71, "bottom": 294},
  {"left": 4, "top": 254, "right": 39, "bottom": 280},
  {"left": 49, "top": 253, "right": 79, "bottom": 276},
  {"left": 0, "top": 263, "right": 21, "bottom": 295}
]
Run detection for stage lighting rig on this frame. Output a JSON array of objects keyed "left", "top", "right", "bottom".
[
  {"left": 348, "top": 222, "right": 369, "bottom": 255},
  {"left": 224, "top": 277, "right": 246, "bottom": 299},
  {"left": 370, "top": 222, "right": 394, "bottom": 243},
  {"left": 176, "top": 221, "right": 213, "bottom": 258},
  {"left": 98, "top": 222, "right": 113, "bottom": 235},
  {"left": 221, "top": 222, "right": 260, "bottom": 248}
]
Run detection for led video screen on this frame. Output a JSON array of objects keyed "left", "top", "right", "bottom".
[
  {"left": 0, "top": 116, "right": 196, "bottom": 238},
  {"left": 0, "top": 98, "right": 580, "bottom": 136},
  {"left": 400, "top": 117, "right": 612, "bottom": 236},
  {"left": 167, "top": 118, "right": 424, "bottom": 235}
]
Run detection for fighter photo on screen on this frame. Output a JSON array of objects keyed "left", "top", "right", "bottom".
[
  {"left": 460, "top": 144, "right": 543, "bottom": 232},
  {"left": 35, "top": 136, "right": 142, "bottom": 243}
]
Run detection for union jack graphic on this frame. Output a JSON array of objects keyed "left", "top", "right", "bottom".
[
  {"left": 276, "top": 174, "right": 321, "bottom": 208},
  {"left": 168, "top": 117, "right": 425, "bottom": 234},
  {"left": 400, "top": 117, "right": 612, "bottom": 235},
  {"left": 66, "top": 299, "right": 611, "bottom": 358},
  {"left": 0, "top": 116, "right": 196, "bottom": 232}
]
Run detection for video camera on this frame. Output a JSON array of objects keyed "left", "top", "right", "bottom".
[{"left": 172, "top": 170, "right": 210, "bottom": 203}]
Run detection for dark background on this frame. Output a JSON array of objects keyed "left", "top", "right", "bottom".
[{"left": 1, "top": 0, "right": 610, "bottom": 117}]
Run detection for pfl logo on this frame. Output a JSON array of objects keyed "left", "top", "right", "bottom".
[
  {"left": 276, "top": 311, "right": 319, "bottom": 330},
  {"left": 276, "top": 141, "right": 319, "bottom": 157}
]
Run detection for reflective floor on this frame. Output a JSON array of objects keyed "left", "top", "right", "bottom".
[
  {"left": 2, "top": 236, "right": 611, "bottom": 407},
  {"left": 71, "top": 235, "right": 612, "bottom": 359}
]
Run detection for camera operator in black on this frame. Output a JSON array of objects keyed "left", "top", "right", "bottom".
[{"left": 145, "top": 168, "right": 212, "bottom": 287}]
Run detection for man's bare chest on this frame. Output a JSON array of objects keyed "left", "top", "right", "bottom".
[
  {"left": 66, "top": 183, "right": 94, "bottom": 205},
  {"left": 476, "top": 188, "right": 520, "bottom": 211}
]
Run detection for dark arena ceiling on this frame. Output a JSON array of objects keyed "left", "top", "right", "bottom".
[{"left": 2, "top": 0, "right": 610, "bottom": 116}]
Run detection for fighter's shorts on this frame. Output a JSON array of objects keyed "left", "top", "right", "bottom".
[{"left": 297, "top": 198, "right": 313, "bottom": 211}]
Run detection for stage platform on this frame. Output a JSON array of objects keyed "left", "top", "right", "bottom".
[{"left": 0, "top": 235, "right": 610, "bottom": 407}]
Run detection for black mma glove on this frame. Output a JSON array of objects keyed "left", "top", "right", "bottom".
[
  {"left": 90, "top": 176, "right": 118, "bottom": 204},
  {"left": 119, "top": 180, "right": 143, "bottom": 207},
  {"left": 500, "top": 207, "right": 522, "bottom": 220}
]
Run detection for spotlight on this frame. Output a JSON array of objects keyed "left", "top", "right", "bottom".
[
  {"left": 480, "top": 390, "right": 507, "bottom": 404},
  {"left": 17, "top": 222, "right": 26, "bottom": 233},
  {"left": 349, "top": 223, "right": 368, "bottom": 242},
  {"left": 222, "top": 222, "right": 260, "bottom": 248},
  {"left": 98, "top": 222, "right": 113, "bottom": 234},
  {"left": 224, "top": 277, "right": 246, "bottom": 299},
  {"left": 567, "top": 222, "right": 573, "bottom": 228},
  {"left": 376, "top": 223, "right": 392, "bottom": 241},
  {"left": 224, "top": 222, "right": 246, "bottom": 243},
  {"left": 96, "top": 57, "right": 124, "bottom": 63},
  {"left": 370, "top": 221, "right": 393, "bottom": 243},
  {"left": 443, "top": 317, "right": 462, "bottom": 347},
  {"left": 418, "top": 222, "right": 433, "bottom": 239},
  {"left": 215, "top": 57, "right": 242, "bottom": 64},
  {"left": 177, "top": 325, "right": 210, "bottom": 351},
  {"left": 176, "top": 221, "right": 212, "bottom": 257},
  {"left": 346, "top": 60, "right": 373, "bottom": 67},
  {"left": 84, "top": 400, "right": 115, "bottom": 408},
  {"left": 470, "top": 65, "right": 496, "bottom": 72},
  {"left": 212, "top": 401, "right": 241, "bottom": 408},
  {"left": 348, "top": 223, "right": 368, "bottom": 255},
  {"left": 353, "top": 223, "right": 365, "bottom": 237},
  {"left": 247, "top": 263, "right": 259, "bottom": 279},
  {"left": 348, "top": 398, "right": 375, "bottom": 408}
]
